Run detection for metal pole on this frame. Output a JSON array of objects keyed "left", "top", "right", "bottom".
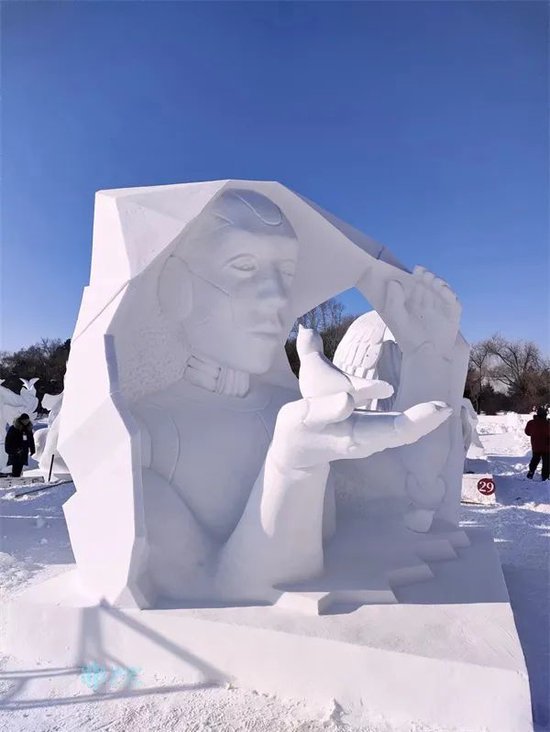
[{"left": 48, "top": 453, "right": 55, "bottom": 483}]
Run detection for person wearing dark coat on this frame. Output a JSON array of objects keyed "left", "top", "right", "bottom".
[
  {"left": 525, "top": 406, "right": 550, "bottom": 481},
  {"left": 5, "top": 413, "right": 35, "bottom": 478}
]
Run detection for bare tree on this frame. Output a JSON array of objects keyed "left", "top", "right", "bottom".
[
  {"left": 0, "top": 338, "right": 70, "bottom": 406},
  {"left": 466, "top": 340, "right": 493, "bottom": 413},
  {"left": 290, "top": 298, "right": 346, "bottom": 337},
  {"left": 486, "top": 334, "right": 547, "bottom": 411},
  {"left": 466, "top": 334, "right": 549, "bottom": 413}
]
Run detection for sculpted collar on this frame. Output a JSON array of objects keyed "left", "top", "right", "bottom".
[{"left": 183, "top": 353, "right": 250, "bottom": 397}]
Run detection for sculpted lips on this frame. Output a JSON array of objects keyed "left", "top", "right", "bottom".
[
  {"left": 250, "top": 328, "right": 282, "bottom": 337},
  {"left": 248, "top": 316, "right": 284, "bottom": 336}
]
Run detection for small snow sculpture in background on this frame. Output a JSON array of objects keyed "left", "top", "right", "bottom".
[
  {"left": 0, "top": 378, "right": 40, "bottom": 471},
  {"left": 1, "top": 378, "right": 39, "bottom": 427},
  {"left": 42, "top": 391, "right": 64, "bottom": 426},
  {"left": 33, "top": 391, "right": 69, "bottom": 481},
  {"left": 460, "top": 398, "right": 485, "bottom": 461},
  {"left": 19, "top": 378, "right": 40, "bottom": 418}
]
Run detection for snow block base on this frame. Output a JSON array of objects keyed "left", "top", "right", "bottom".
[
  {"left": 462, "top": 472, "right": 497, "bottom": 505},
  {"left": 5, "top": 529, "right": 532, "bottom": 732}
]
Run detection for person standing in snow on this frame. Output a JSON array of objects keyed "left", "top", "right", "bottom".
[
  {"left": 4, "top": 413, "right": 35, "bottom": 478},
  {"left": 525, "top": 406, "right": 550, "bottom": 481}
]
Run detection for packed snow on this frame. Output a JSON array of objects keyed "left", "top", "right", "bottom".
[{"left": 0, "top": 414, "right": 548, "bottom": 731}]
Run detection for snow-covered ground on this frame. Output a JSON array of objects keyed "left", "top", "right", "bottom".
[
  {"left": 459, "top": 415, "right": 549, "bottom": 731},
  {"left": 0, "top": 415, "right": 548, "bottom": 731}
]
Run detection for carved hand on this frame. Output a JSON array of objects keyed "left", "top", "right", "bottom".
[
  {"left": 269, "top": 325, "right": 451, "bottom": 471},
  {"left": 269, "top": 393, "right": 452, "bottom": 471},
  {"left": 360, "top": 265, "right": 461, "bottom": 358}
]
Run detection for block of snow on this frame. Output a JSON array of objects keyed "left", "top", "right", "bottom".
[
  {"left": 5, "top": 528, "right": 532, "bottom": 732},
  {"left": 462, "top": 473, "right": 497, "bottom": 506}
]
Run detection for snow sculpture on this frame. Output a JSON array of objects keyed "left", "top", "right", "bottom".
[
  {"left": 461, "top": 396, "right": 491, "bottom": 481},
  {"left": 460, "top": 398, "right": 495, "bottom": 505},
  {"left": 59, "top": 181, "right": 468, "bottom": 609},
  {"left": 0, "top": 378, "right": 40, "bottom": 470},
  {"left": 43, "top": 391, "right": 64, "bottom": 425},
  {"left": 461, "top": 398, "right": 485, "bottom": 460},
  {"left": 333, "top": 310, "right": 401, "bottom": 411},
  {"left": 0, "top": 378, "right": 39, "bottom": 427},
  {"left": 33, "top": 392, "right": 69, "bottom": 480},
  {"left": 0, "top": 380, "right": 13, "bottom": 470},
  {"left": 297, "top": 325, "right": 394, "bottom": 405},
  {"left": 332, "top": 305, "right": 469, "bottom": 531},
  {"left": 9, "top": 183, "right": 531, "bottom": 732},
  {"left": 19, "top": 378, "right": 40, "bottom": 417}
]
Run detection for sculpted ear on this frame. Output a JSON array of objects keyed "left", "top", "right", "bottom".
[{"left": 158, "top": 255, "right": 193, "bottom": 320}]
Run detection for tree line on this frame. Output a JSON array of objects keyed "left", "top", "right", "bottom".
[
  {"left": 0, "top": 339, "right": 70, "bottom": 409},
  {"left": 465, "top": 335, "right": 549, "bottom": 414},
  {"left": 1, "top": 311, "right": 547, "bottom": 416}
]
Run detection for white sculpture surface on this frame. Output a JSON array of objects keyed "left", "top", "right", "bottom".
[
  {"left": 42, "top": 392, "right": 64, "bottom": 422},
  {"left": 460, "top": 397, "right": 486, "bottom": 460},
  {"left": 33, "top": 392, "right": 69, "bottom": 480},
  {"left": 333, "top": 310, "right": 401, "bottom": 411},
  {"left": 18, "top": 378, "right": 40, "bottom": 417},
  {"left": 58, "top": 181, "right": 468, "bottom": 609},
  {"left": 0, "top": 378, "right": 39, "bottom": 426},
  {"left": 332, "top": 304, "right": 469, "bottom": 531}
]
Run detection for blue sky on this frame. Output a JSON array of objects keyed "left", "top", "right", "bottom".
[{"left": 1, "top": 1, "right": 548, "bottom": 352}]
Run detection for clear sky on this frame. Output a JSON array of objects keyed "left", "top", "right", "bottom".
[{"left": 1, "top": 1, "right": 548, "bottom": 352}]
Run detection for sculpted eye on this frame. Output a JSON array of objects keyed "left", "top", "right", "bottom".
[{"left": 227, "top": 255, "right": 258, "bottom": 273}]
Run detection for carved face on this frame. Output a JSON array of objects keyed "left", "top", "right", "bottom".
[{"left": 181, "top": 227, "right": 298, "bottom": 374}]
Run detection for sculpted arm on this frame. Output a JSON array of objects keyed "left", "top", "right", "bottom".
[{"left": 217, "top": 332, "right": 451, "bottom": 599}]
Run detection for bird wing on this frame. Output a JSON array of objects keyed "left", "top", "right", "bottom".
[
  {"left": 297, "top": 327, "right": 393, "bottom": 407},
  {"left": 346, "top": 375, "right": 394, "bottom": 404}
]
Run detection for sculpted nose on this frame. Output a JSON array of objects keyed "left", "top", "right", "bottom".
[{"left": 257, "top": 268, "right": 288, "bottom": 308}]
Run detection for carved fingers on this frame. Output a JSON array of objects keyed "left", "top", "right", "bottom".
[
  {"left": 347, "top": 401, "right": 452, "bottom": 457},
  {"left": 395, "top": 401, "right": 452, "bottom": 441},
  {"left": 384, "top": 279, "right": 407, "bottom": 320},
  {"left": 411, "top": 266, "right": 461, "bottom": 322},
  {"left": 273, "top": 396, "right": 452, "bottom": 470},
  {"left": 380, "top": 267, "right": 461, "bottom": 355}
]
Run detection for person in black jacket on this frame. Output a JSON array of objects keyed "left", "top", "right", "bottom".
[{"left": 5, "top": 413, "right": 35, "bottom": 477}]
